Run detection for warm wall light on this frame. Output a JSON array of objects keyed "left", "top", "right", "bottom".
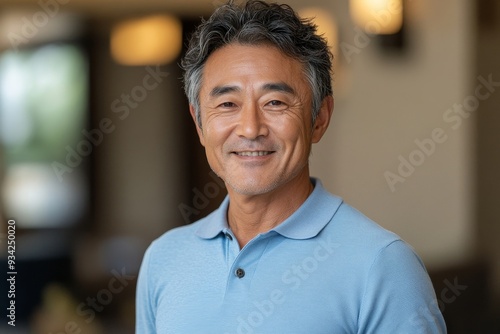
[
  {"left": 349, "top": 0, "right": 403, "bottom": 35},
  {"left": 298, "top": 7, "right": 338, "bottom": 56},
  {"left": 111, "top": 14, "right": 182, "bottom": 66}
]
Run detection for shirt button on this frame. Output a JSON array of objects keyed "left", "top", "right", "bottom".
[{"left": 235, "top": 268, "right": 245, "bottom": 278}]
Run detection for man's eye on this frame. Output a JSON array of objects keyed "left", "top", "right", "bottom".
[
  {"left": 219, "top": 102, "right": 236, "bottom": 108},
  {"left": 265, "top": 100, "right": 287, "bottom": 110}
]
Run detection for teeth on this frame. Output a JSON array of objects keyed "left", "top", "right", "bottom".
[{"left": 237, "top": 151, "right": 271, "bottom": 157}]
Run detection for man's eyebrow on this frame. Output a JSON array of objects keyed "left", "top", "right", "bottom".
[
  {"left": 209, "top": 82, "right": 295, "bottom": 97},
  {"left": 261, "top": 82, "right": 295, "bottom": 95},
  {"left": 209, "top": 85, "right": 241, "bottom": 97}
]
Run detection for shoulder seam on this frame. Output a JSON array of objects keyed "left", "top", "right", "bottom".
[{"left": 357, "top": 238, "right": 403, "bottom": 324}]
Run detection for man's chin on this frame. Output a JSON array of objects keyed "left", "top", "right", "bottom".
[{"left": 225, "top": 179, "right": 278, "bottom": 197}]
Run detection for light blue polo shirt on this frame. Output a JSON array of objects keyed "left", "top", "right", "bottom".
[{"left": 136, "top": 179, "right": 446, "bottom": 334}]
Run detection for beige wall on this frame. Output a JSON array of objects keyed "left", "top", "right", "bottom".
[{"left": 307, "top": 0, "right": 476, "bottom": 269}]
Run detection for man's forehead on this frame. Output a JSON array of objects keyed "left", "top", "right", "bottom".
[
  {"left": 203, "top": 42, "right": 302, "bottom": 71},
  {"left": 200, "top": 43, "right": 307, "bottom": 96}
]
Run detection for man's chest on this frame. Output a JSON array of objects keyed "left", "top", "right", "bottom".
[{"left": 152, "top": 236, "right": 361, "bottom": 333}]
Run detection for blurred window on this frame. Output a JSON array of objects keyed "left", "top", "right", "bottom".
[{"left": 0, "top": 44, "right": 89, "bottom": 228}]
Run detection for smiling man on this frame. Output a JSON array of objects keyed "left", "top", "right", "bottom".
[{"left": 135, "top": 1, "right": 446, "bottom": 333}]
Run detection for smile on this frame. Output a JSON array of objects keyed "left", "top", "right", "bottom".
[{"left": 235, "top": 151, "right": 273, "bottom": 157}]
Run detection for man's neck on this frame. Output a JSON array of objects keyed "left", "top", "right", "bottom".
[{"left": 226, "top": 171, "right": 313, "bottom": 248}]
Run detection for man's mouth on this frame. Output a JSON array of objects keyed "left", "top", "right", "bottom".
[{"left": 234, "top": 151, "right": 274, "bottom": 157}]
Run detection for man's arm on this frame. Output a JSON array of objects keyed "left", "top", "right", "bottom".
[
  {"left": 136, "top": 245, "right": 156, "bottom": 333},
  {"left": 357, "top": 240, "right": 447, "bottom": 334}
]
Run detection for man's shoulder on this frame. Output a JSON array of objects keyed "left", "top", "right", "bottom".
[
  {"left": 311, "top": 179, "right": 402, "bottom": 249},
  {"left": 322, "top": 200, "right": 426, "bottom": 287},
  {"left": 151, "top": 217, "right": 208, "bottom": 250},
  {"left": 328, "top": 200, "right": 403, "bottom": 250},
  {"left": 146, "top": 210, "right": 219, "bottom": 261}
]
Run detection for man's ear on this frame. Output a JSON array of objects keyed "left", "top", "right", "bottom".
[
  {"left": 312, "top": 95, "right": 334, "bottom": 143},
  {"left": 189, "top": 104, "right": 205, "bottom": 147}
]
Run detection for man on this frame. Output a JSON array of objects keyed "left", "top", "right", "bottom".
[{"left": 136, "top": 1, "right": 447, "bottom": 333}]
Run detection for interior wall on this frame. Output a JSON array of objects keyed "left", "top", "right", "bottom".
[{"left": 309, "top": 0, "right": 476, "bottom": 269}]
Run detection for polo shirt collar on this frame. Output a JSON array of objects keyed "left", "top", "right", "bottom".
[
  {"left": 195, "top": 178, "right": 343, "bottom": 240},
  {"left": 195, "top": 196, "right": 231, "bottom": 239}
]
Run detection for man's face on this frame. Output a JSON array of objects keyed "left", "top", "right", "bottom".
[{"left": 192, "top": 43, "right": 330, "bottom": 196}]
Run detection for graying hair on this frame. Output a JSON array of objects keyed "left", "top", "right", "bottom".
[{"left": 181, "top": 0, "right": 333, "bottom": 128}]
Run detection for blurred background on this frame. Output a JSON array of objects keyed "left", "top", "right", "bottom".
[{"left": 0, "top": 0, "right": 498, "bottom": 332}]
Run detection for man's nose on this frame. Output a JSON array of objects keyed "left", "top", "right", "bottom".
[{"left": 235, "top": 103, "right": 269, "bottom": 139}]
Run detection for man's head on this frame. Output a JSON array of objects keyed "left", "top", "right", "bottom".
[
  {"left": 181, "top": 0, "right": 334, "bottom": 196},
  {"left": 181, "top": 0, "right": 333, "bottom": 128}
]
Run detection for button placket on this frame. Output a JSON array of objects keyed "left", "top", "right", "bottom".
[{"left": 227, "top": 235, "right": 270, "bottom": 284}]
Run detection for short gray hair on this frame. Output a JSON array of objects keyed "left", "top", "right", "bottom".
[{"left": 181, "top": 0, "right": 333, "bottom": 127}]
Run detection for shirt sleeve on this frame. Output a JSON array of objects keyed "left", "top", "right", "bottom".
[
  {"left": 357, "top": 240, "right": 447, "bottom": 334},
  {"left": 136, "top": 244, "right": 156, "bottom": 334}
]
